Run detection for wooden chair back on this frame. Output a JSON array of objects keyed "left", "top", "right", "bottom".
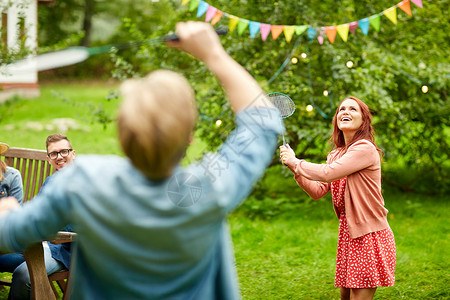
[{"left": 1, "top": 147, "right": 53, "bottom": 202}]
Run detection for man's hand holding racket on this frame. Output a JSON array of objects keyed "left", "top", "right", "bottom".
[
  {"left": 166, "top": 21, "right": 226, "bottom": 65},
  {"left": 167, "top": 21, "right": 273, "bottom": 113}
]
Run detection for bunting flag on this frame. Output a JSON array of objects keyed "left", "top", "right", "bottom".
[
  {"left": 271, "top": 25, "right": 284, "bottom": 40},
  {"left": 211, "top": 11, "right": 223, "bottom": 25},
  {"left": 398, "top": 0, "right": 412, "bottom": 16},
  {"left": 189, "top": 0, "right": 200, "bottom": 12},
  {"left": 325, "top": 27, "right": 337, "bottom": 44},
  {"left": 283, "top": 26, "right": 295, "bottom": 43},
  {"left": 411, "top": 0, "right": 423, "bottom": 8},
  {"left": 383, "top": 7, "right": 397, "bottom": 24},
  {"left": 196, "top": 1, "right": 208, "bottom": 17},
  {"left": 369, "top": 15, "right": 381, "bottom": 32},
  {"left": 183, "top": 0, "right": 423, "bottom": 44},
  {"left": 358, "top": 18, "right": 370, "bottom": 35},
  {"left": 260, "top": 23, "right": 271, "bottom": 41},
  {"left": 307, "top": 27, "right": 316, "bottom": 40},
  {"left": 349, "top": 21, "right": 358, "bottom": 34},
  {"left": 317, "top": 35, "right": 324, "bottom": 44},
  {"left": 229, "top": 16, "right": 239, "bottom": 32},
  {"left": 295, "top": 25, "right": 308, "bottom": 36},
  {"left": 205, "top": 6, "right": 217, "bottom": 22},
  {"left": 336, "top": 24, "right": 349, "bottom": 42},
  {"left": 249, "top": 21, "right": 260, "bottom": 38},
  {"left": 237, "top": 19, "right": 249, "bottom": 35}
]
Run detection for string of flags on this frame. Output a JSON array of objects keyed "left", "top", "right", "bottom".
[{"left": 181, "top": 0, "right": 423, "bottom": 44}]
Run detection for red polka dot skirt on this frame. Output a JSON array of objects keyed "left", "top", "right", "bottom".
[{"left": 331, "top": 177, "right": 396, "bottom": 288}]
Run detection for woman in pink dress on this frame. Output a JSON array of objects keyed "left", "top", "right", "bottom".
[{"left": 280, "top": 96, "right": 396, "bottom": 300}]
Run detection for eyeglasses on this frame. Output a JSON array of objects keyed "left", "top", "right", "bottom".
[{"left": 48, "top": 149, "right": 73, "bottom": 160}]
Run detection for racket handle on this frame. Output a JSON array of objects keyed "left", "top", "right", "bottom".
[{"left": 163, "top": 28, "right": 228, "bottom": 42}]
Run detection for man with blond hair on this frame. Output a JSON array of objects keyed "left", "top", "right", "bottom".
[{"left": 0, "top": 22, "right": 281, "bottom": 299}]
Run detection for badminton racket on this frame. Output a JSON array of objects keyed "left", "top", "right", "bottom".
[
  {"left": 4, "top": 28, "right": 228, "bottom": 74},
  {"left": 268, "top": 92, "right": 295, "bottom": 146}
]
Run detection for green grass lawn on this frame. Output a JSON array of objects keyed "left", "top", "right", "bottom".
[
  {"left": 0, "top": 83, "right": 448, "bottom": 299},
  {"left": 231, "top": 189, "right": 449, "bottom": 299}
]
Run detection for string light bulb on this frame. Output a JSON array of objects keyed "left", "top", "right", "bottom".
[
  {"left": 291, "top": 57, "right": 298, "bottom": 64},
  {"left": 323, "top": 90, "right": 329, "bottom": 96},
  {"left": 421, "top": 85, "right": 429, "bottom": 94},
  {"left": 346, "top": 60, "right": 354, "bottom": 68},
  {"left": 215, "top": 119, "right": 222, "bottom": 127},
  {"left": 306, "top": 105, "right": 314, "bottom": 112},
  {"left": 300, "top": 53, "right": 307, "bottom": 59}
]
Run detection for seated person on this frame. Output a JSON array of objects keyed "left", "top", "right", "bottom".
[{"left": 0, "top": 134, "right": 75, "bottom": 300}]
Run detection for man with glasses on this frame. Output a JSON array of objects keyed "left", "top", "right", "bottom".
[{"left": 5, "top": 133, "right": 75, "bottom": 300}]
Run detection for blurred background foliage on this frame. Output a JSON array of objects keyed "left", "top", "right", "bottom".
[{"left": 5, "top": 0, "right": 450, "bottom": 196}]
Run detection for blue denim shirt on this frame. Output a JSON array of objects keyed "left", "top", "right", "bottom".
[
  {"left": 0, "top": 106, "right": 281, "bottom": 299},
  {"left": 40, "top": 174, "right": 74, "bottom": 270},
  {"left": 0, "top": 167, "right": 23, "bottom": 204}
]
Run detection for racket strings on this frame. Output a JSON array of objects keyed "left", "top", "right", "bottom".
[{"left": 268, "top": 93, "right": 295, "bottom": 119}]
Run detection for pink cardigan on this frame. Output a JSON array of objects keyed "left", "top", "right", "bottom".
[{"left": 285, "top": 139, "right": 390, "bottom": 239}]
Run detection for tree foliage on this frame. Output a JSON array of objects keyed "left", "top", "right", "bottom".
[{"left": 35, "top": 0, "right": 450, "bottom": 194}]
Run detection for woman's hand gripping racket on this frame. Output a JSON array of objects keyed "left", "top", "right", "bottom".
[{"left": 268, "top": 92, "right": 295, "bottom": 146}]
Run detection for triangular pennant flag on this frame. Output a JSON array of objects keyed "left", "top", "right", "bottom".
[
  {"left": 205, "top": 6, "right": 217, "bottom": 22},
  {"left": 398, "top": 0, "right": 412, "bottom": 16},
  {"left": 237, "top": 19, "right": 249, "bottom": 36},
  {"left": 196, "top": 1, "right": 208, "bottom": 17},
  {"left": 410, "top": 0, "right": 423, "bottom": 8},
  {"left": 307, "top": 27, "right": 316, "bottom": 40},
  {"left": 358, "top": 18, "right": 369, "bottom": 35},
  {"left": 229, "top": 16, "right": 239, "bottom": 32},
  {"left": 369, "top": 15, "right": 381, "bottom": 32},
  {"left": 181, "top": 0, "right": 190, "bottom": 5},
  {"left": 383, "top": 7, "right": 397, "bottom": 24},
  {"left": 249, "top": 21, "right": 260, "bottom": 38},
  {"left": 271, "top": 25, "right": 284, "bottom": 40},
  {"left": 325, "top": 26, "right": 337, "bottom": 44},
  {"left": 283, "top": 26, "right": 295, "bottom": 43},
  {"left": 189, "top": 0, "right": 200, "bottom": 12},
  {"left": 349, "top": 21, "right": 358, "bottom": 34},
  {"left": 211, "top": 11, "right": 223, "bottom": 25},
  {"left": 295, "top": 25, "right": 308, "bottom": 35},
  {"left": 318, "top": 35, "right": 324, "bottom": 44},
  {"left": 336, "top": 24, "right": 349, "bottom": 42},
  {"left": 260, "top": 23, "right": 271, "bottom": 41}
]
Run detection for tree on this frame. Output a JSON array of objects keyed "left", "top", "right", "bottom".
[{"left": 36, "top": 0, "right": 450, "bottom": 193}]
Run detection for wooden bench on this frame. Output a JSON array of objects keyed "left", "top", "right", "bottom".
[{"left": 1, "top": 147, "right": 76, "bottom": 300}]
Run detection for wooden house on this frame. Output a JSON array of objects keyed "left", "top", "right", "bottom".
[{"left": 0, "top": 0, "right": 54, "bottom": 101}]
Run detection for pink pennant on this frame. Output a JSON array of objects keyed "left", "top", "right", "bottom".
[
  {"left": 349, "top": 21, "right": 358, "bottom": 34},
  {"left": 260, "top": 23, "right": 271, "bottom": 41},
  {"left": 205, "top": 6, "right": 217, "bottom": 22},
  {"left": 410, "top": 0, "right": 423, "bottom": 8},
  {"left": 317, "top": 35, "right": 324, "bottom": 44}
]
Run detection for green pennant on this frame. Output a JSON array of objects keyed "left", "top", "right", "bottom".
[
  {"left": 369, "top": 15, "right": 381, "bottom": 32},
  {"left": 295, "top": 25, "right": 308, "bottom": 35},
  {"left": 237, "top": 19, "right": 249, "bottom": 36},
  {"left": 189, "top": 0, "right": 200, "bottom": 12}
]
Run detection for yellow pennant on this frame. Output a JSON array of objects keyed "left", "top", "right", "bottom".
[
  {"left": 181, "top": 0, "right": 190, "bottom": 5},
  {"left": 383, "top": 7, "right": 397, "bottom": 24},
  {"left": 283, "top": 26, "right": 295, "bottom": 43},
  {"left": 229, "top": 16, "right": 239, "bottom": 33},
  {"left": 336, "top": 24, "right": 349, "bottom": 42}
]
